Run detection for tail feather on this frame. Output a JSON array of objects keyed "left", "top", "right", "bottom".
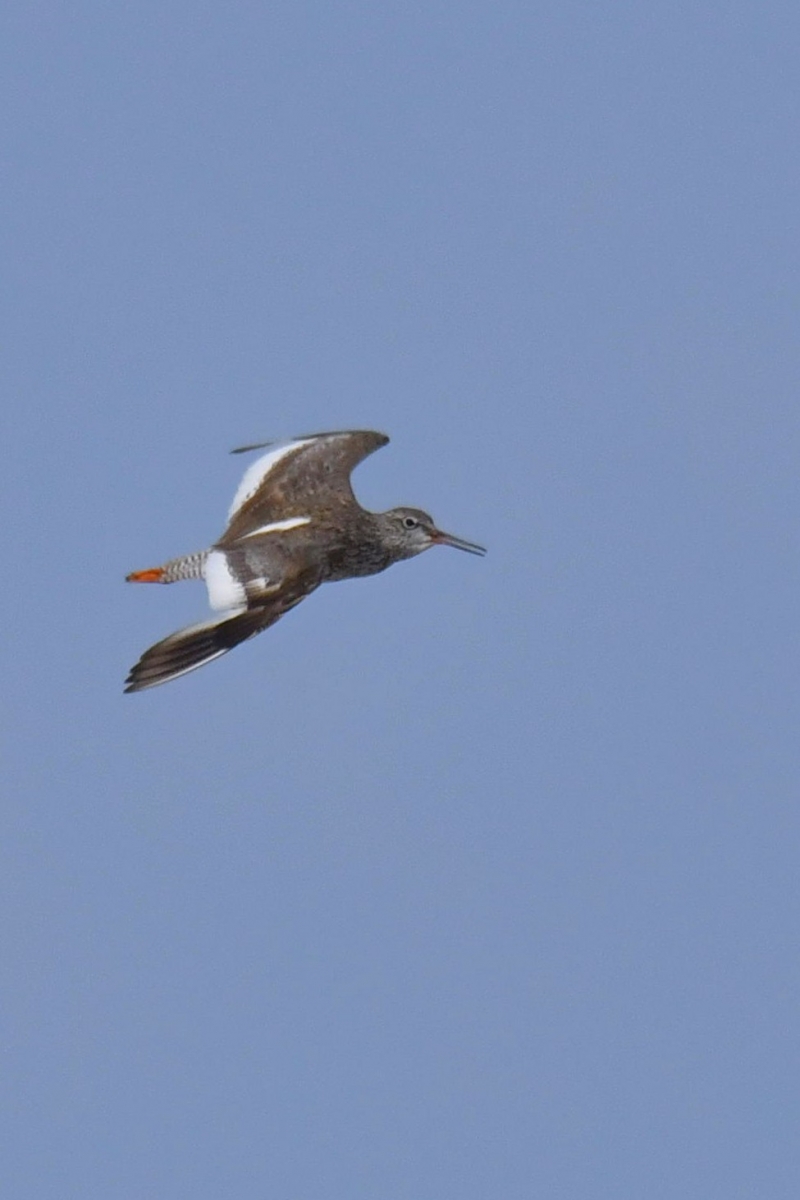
[
  {"left": 126, "top": 551, "right": 208, "bottom": 585},
  {"left": 124, "top": 608, "right": 270, "bottom": 693}
]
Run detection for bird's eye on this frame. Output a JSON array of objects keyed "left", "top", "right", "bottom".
[{"left": 402, "top": 516, "right": 418, "bottom": 530}]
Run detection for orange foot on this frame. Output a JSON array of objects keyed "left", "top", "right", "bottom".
[{"left": 126, "top": 567, "right": 164, "bottom": 583}]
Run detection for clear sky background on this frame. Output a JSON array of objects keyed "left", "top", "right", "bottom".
[{"left": 2, "top": 3, "right": 799, "bottom": 1197}]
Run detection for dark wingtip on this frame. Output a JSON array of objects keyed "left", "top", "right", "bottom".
[
  {"left": 230, "top": 439, "right": 277, "bottom": 455},
  {"left": 123, "top": 668, "right": 144, "bottom": 694},
  {"left": 231, "top": 430, "right": 389, "bottom": 455}
]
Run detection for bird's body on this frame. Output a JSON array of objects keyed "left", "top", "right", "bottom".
[{"left": 125, "top": 430, "right": 484, "bottom": 692}]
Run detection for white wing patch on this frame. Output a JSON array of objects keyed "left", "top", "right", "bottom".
[
  {"left": 203, "top": 550, "right": 248, "bottom": 612},
  {"left": 242, "top": 516, "right": 311, "bottom": 538},
  {"left": 228, "top": 439, "right": 315, "bottom": 520}
]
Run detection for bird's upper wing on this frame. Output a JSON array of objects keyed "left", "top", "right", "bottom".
[{"left": 220, "top": 430, "right": 389, "bottom": 544}]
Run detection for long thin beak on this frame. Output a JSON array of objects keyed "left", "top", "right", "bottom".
[{"left": 431, "top": 528, "right": 487, "bottom": 556}]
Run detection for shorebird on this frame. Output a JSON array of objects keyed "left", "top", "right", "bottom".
[{"left": 125, "top": 430, "right": 485, "bottom": 692}]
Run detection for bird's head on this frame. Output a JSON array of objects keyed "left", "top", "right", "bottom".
[{"left": 382, "top": 507, "right": 486, "bottom": 560}]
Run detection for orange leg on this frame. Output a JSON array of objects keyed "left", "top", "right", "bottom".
[{"left": 126, "top": 567, "right": 165, "bottom": 583}]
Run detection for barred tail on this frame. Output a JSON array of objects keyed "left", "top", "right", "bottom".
[{"left": 126, "top": 550, "right": 208, "bottom": 585}]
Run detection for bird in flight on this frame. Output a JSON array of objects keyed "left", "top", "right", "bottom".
[{"left": 125, "top": 430, "right": 485, "bottom": 692}]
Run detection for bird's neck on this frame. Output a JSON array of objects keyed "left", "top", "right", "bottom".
[{"left": 322, "top": 511, "right": 394, "bottom": 580}]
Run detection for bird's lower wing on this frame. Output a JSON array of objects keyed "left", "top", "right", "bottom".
[{"left": 124, "top": 597, "right": 304, "bottom": 693}]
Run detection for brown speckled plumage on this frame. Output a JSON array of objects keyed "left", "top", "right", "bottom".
[{"left": 125, "top": 430, "right": 484, "bottom": 692}]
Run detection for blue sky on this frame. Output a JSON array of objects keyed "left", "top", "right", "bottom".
[{"left": 3, "top": 2, "right": 799, "bottom": 1196}]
